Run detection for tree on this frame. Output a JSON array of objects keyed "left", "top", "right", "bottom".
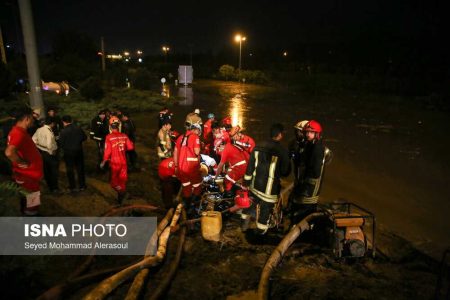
[{"left": 219, "top": 64, "right": 235, "bottom": 80}]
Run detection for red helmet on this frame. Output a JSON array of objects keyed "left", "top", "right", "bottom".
[
  {"left": 305, "top": 120, "right": 322, "bottom": 138},
  {"left": 222, "top": 116, "right": 232, "bottom": 126},
  {"left": 234, "top": 190, "right": 251, "bottom": 209}
]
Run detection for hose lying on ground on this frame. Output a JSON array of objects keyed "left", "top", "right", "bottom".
[
  {"left": 258, "top": 212, "right": 325, "bottom": 300},
  {"left": 37, "top": 204, "right": 164, "bottom": 300},
  {"left": 148, "top": 208, "right": 187, "bottom": 300},
  {"left": 82, "top": 204, "right": 183, "bottom": 300}
]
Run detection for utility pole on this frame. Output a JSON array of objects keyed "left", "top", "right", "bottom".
[
  {"left": 17, "top": 0, "right": 44, "bottom": 116},
  {"left": 0, "top": 26, "right": 7, "bottom": 64},
  {"left": 101, "top": 37, "right": 105, "bottom": 72}
]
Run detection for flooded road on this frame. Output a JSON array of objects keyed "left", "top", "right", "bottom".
[{"left": 148, "top": 80, "right": 450, "bottom": 259}]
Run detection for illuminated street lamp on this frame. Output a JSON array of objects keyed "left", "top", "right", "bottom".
[
  {"left": 123, "top": 51, "right": 130, "bottom": 56},
  {"left": 235, "top": 34, "right": 246, "bottom": 76},
  {"left": 162, "top": 46, "right": 170, "bottom": 63},
  {"left": 137, "top": 50, "right": 143, "bottom": 55},
  {"left": 283, "top": 51, "right": 288, "bottom": 57}
]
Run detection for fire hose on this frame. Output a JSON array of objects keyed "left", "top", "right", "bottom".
[{"left": 258, "top": 212, "right": 326, "bottom": 300}]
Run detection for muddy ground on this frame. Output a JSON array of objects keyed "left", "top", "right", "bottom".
[{"left": 1, "top": 80, "right": 449, "bottom": 299}]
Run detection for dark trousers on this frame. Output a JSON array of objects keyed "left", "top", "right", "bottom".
[
  {"left": 41, "top": 151, "right": 59, "bottom": 191},
  {"left": 127, "top": 150, "right": 137, "bottom": 169},
  {"left": 242, "top": 193, "right": 276, "bottom": 234},
  {"left": 96, "top": 140, "right": 105, "bottom": 165},
  {"left": 64, "top": 150, "right": 86, "bottom": 189}
]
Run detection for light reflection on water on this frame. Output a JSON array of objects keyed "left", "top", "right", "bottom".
[{"left": 229, "top": 94, "right": 246, "bottom": 129}]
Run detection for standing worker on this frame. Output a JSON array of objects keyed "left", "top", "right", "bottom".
[
  {"left": 121, "top": 112, "right": 138, "bottom": 170},
  {"left": 157, "top": 119, "right": 173, "bottom": 159},
  {"left": 5, "top": 108, "right": 43, "bottom": 215},
  {"left": 215, "top": 126, "right": 250, "bottom": 198},
  {"left": 59, "top": 115, "right": 87, "bottom": 193},
  {"left": 202, "top": 113, "right": 215, "bottom": 155},
  {"left": 173, "top": 113, "right": 203, "bottom": 213},
  {"left": 90, "top": 110, "right": 109, "bottom": 170},
  {"left": 101, "top": 118, "right": 134, "bottom": 204},
  {"left": 241, "top": 123, "right": 291, "bottom": 234},
  {"left": 32, "top": 117, "right": 59, "bottom": 193},
  {"left": 290, "top": 120, "right": 331, "bottom": 223}
]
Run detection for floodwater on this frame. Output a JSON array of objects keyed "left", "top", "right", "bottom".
[{"left": 154, "top": 80, "right": 450, "bottom": 259}]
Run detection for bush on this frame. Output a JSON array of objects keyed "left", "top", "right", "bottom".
[
  {"left": 80, "top": 77, "right": 104, "bottom": 100},
  {"left": 239, "top": 69, "right": 270, "bottom": 84},
  {"left": 219, "top": 65, "right": 235, "bottom": 80}
]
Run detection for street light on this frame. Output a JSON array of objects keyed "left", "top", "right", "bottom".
[
  {"left": 162, "top": 46, "right": 170, "bottom": 63},
  {"left": 235, "top": 34, "right": 246, "bottom": 76}
]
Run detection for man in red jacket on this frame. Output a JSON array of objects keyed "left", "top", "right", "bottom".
[
  {"left": 215, "top": 126, "right": 250, "bottom": 198},
  {"left": 173, "top": 114, "right": 203, "bottom": 210},
  {"left": 101, "top": 118, "right": 134, "bottom": 204},
  {"left": 5, "top": 108, "right": 43, "bottom": 215}
]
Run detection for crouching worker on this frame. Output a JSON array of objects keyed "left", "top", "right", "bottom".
[
  {"left": 101, "top": 118, "right": 134, "bottom": 204},
  {"left": 215, "top": 126, "right": 249, "bottom": 198},
  {"left": 241, "top": 123, "right": 291, "bottom": 234},
  {"left": 158, "top": 157, "right": 181, "bottom": 209}
]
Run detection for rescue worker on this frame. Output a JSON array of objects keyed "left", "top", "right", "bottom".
[
  {"left": 231, "top": 126, "right": 255, "bottom": 154},
  {"left": 241, "top": 123, "right": 291, "bottom": 234},
  {"left": 173, "top": 113, "right": 203, "bottom": 213},
  {"left": 158, "top": 157, "right": 180, "bottom": 209},
  {"left": 158, "top": 107, "right": 173, "bottom": 129},
  {"left": 157, "top": 119, "right": 173, "bottom": 159},
  {"left": 32, "top": 117, "right": 59, "bottom": 193},
  {"left": 212, "top": 120, "right": 230, "bottom": 158},
  {"left": 59, "top": 115, "right": 87, "bottom": 193},
  {"left": 121, "top": 112, "right": 138, "bottom": 170},
  {"left": 90, "top": 110, "right": 109, "bottom": 169},
  {"left": 222, "top": 116, "right": 232, "bottom": 131},
  {"left": 101, "top": 118, "right": 134, "bottom": 204},
  {"left": 5, "top": 108, "right": 43, "bottom": 215},
  {"left": 288, "top": 120, "right": 309, "bottom": 190},
  {"left": 215, "top": 126, "right": 250, "bottom": 198},
  {"left": 290, "top": 120, "right": 331, "bottom": 223},
  {"left": 202, "top": 113, "right": 215, "bottom": 155}
]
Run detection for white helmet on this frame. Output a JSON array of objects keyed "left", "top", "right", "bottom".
[{"left": 294, "top": 120, "right": 309, "bottom": 131}]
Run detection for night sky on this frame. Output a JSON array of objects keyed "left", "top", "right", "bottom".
[{"left": 0, "top": 0, "right": 447, "bottom": 55}]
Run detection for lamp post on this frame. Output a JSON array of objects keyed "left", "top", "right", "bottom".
[
  {"left": 235, "top": 34, "right": 246, "bottom": 78},
  {"left": 162, "top": 46, "right": 170, "bottom": 63}
]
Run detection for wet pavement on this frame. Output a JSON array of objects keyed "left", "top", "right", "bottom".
[{"left": 142, "top": 80, "right": 450, "bottom": 259}]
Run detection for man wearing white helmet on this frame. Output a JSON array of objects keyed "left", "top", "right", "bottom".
[
  {"left": 173, "top": 114, "right": 203, "bottom": 214},
  {"left": 289, "top": 120, "right": 309, "bottom": 190}
]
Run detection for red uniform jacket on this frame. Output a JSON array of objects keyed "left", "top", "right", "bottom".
[
  {"left": 175, "top": 130, "right": 201, "bottom": 174},
  {"left": 220, "top": 143, "right": 250, "bottom": 174},
  {"left": 8, "top": 126, "right": 43, "bottom": 183},
  {"left": 235, "top": 134, "right": 256, "bottom": 154},
  {"left": 103, "top": 132, "right": 134, "bottom": 165}
]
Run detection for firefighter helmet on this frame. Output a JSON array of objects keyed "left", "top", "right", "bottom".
[
  {"left": 222, "top": 116, "right": 232, "bottom": 126},
  {"left": 294, "top": 120, "right": 309, "bottom": 131},
  {"left": 109, "top": 116, "right": 121, "bottom": 125},
  {"left": 190, "top": 123, "right": 202, "bottom": 132},
  {"left": 207, "top": 113, "right": 215, "bottom": 119},
  {"left": 185, "top": 112, "right": 202, "bottom": 128},
  {"left": 304, "top": 120, "right": 322, "bottom": 139}
]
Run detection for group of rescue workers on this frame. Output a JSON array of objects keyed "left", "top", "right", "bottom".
[
  {"left": 156, "top": 108, "right": 331, "bottom": 235},
  {"left": 4, "top": 104, "right": 329, "bottom": 233}
]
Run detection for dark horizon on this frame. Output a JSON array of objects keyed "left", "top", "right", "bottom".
[{"left": 1, "top": 0, "right": 448, "bottom": 59}]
